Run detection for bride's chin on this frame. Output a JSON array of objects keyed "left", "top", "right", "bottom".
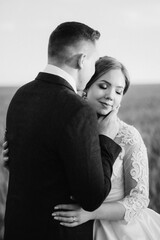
[{"left": 99, "top": 109, "right": 111, "bottom": 116}]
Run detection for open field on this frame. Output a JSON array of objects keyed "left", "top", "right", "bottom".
[{"left": 0, "top": 84, "right": 160, "bottom": 239}]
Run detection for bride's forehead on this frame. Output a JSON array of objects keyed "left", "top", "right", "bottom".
[{"left": 97, "top": 70, "right": 125, "bottom": 87}]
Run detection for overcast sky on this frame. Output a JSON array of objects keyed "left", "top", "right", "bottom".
[{"left": 0, "top": 0, "right": 160, "bottom": 86}]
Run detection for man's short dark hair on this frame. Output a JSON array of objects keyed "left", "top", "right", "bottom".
[{"left": 48, "top": 21, "right": 100, "bottom": 59}]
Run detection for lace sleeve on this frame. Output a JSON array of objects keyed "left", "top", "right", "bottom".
[{"left": 118, "top": 125, "right": 150, "bottom": 223}]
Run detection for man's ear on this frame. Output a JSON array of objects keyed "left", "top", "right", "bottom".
[
  {"left": 65, "top": 53, "right": 86, "bottom": 69},
  {"left": 77, "top": 53, "right": 86, "bottom": 70}
]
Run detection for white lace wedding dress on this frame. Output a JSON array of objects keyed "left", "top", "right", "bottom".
[{"left": 93, "top": 120, "right": 160, "bottom": 240}]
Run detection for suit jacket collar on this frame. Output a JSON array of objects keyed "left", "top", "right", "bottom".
[
  {"left": 43, "top": 64, "right": 77, "bottom": 93},
  {"left": 35, "top": 72, "right": 76, "bottom": 93}
]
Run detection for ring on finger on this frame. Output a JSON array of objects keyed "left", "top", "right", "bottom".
[{"left": 71, "top": 216, "right": 76, "bottom": 223}]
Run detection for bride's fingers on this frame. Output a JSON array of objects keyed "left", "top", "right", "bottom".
[
  {"left": 53, "top": 214, "right": 79, "bottom": 227},
  {"left": 54, "top": 204, "right": 79, "bottom": 210},
  {"left": 97, "top": 115, "right": 105, "bottom": 124},
  {"left": 98, "top": 108, "right": 118, "bottom": 124},
  {"left": 60, "top": 221, "right": 78, "bottom": 227},
  {"left": 53, "top": 216, "right": 76, "bottom": 223},
  {"left": 2, "top": 141, "right": 8, "bottom": 149},
  {"left": 106, "top": 108, "right": 118, "bottom": 117},
  {"left": 52, "top": 211, "right": 74, "bottom": 218},
  {"left": 2, "top": 148, "right": 9, "bottom": 158}
]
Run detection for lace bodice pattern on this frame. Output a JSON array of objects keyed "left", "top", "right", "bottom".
[{"left": 110, "top": 120, "right": 149, "bottom": 223}]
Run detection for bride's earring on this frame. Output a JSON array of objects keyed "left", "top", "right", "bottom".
[{"left": 82, "top": 91, "right": 87, "bottom": 100}]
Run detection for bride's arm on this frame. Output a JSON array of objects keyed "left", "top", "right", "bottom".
[
  {"left": 86, "top": 201, "right": 126, "bottom": 221},
  {"left": 52, "top": 201, "right": 125, "bottom": 227},
  {"left": 98, "top": 127, "right": 149, "bottom": 224},
  {"left": 117, "top": 127, "right": 149, "bottom": 223},
  {"left": 52, "top": 126, "right": 149, "bottom": 226}
]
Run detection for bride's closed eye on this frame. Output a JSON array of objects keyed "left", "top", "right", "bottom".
[
  {"left": 98, "top": 83, "right": 108, "bottom": 89},
  {"left": 116, "top": 90, "right": 123, "bottom": 95}
]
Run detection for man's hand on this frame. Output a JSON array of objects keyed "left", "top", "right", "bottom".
[
  {"left": 98, "top": 108, "right": 120, "bottom": 140},
  {"left": 1, "top": 141, "right": 9, "bottom": 169}
]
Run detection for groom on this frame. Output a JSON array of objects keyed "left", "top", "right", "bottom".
[{"left": 3, "top": 21, "right": 121, "bottom": 240}]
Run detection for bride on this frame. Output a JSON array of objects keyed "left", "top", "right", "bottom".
[{"left": 52, "top": 56, "right": 160, "bottom": 240}]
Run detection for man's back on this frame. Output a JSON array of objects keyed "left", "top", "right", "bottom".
[{"left": 4, "top": 73, "right": 93, "bottom": 239}]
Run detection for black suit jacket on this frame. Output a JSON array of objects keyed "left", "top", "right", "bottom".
[{"left": 4, "top": 72, "right": 121, "bottom": 240}]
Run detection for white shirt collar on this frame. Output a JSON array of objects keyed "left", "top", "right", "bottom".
[{"left": 43, "top": 64, "right": 77, "bottom": 93}]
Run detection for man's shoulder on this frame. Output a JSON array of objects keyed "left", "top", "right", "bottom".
[
  {"left": 12, "top": 80, "right": 36, "bottom": 96},
  {"left": 57, "top": 90, "right": 96, "bottom": 124}
]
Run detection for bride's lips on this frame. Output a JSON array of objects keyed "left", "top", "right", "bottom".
[{"left": 99, "top": 101, "right": 113, "bottom": 108}]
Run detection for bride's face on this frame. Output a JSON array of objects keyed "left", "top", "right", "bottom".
[{"left": 87, "top": 69, "right": 125, "bottom": 116}]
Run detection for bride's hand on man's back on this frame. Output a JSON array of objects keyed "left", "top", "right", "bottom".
[{"left": 1, "top": 141, "right": 9, "bottom": 169}]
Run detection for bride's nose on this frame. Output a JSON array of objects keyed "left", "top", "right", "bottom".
[{"left": 104, "top": 87, "right": 115, "bottom": 100}]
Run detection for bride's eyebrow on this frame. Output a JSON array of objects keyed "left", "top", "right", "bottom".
[
  {"left": 99, "top": 80, "right": 110, "bottom": 84},
  {"left": 116, "top": 86, "right": 124, "bottom": 89}
]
